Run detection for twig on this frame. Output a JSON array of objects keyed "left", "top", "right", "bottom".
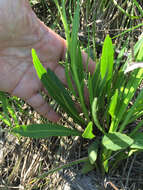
[{"left": 104, "top": 181, "right": 119, "bottom": 190}]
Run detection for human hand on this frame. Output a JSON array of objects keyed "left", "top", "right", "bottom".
[{"left": 0, "top": 0, "right": 95, "bottom": 122}]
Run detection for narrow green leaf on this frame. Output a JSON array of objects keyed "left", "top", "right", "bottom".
[
  {"left": 65, "top": 59, "right": 76, "bottom": 97},
  {"left": 0, "top": 114, "right": 11, "bottom": 126},
  {"left": 88, "top": 141, "right": 99, "bottom": 165},
  {"left": 112, "top": 23, "right": 143, "bottom": 40},
  {"left": 124, "top": 36, "right": 143, "bottom": 71},
  {"left": 88, "top": 73, "right": 94, "bottom": 106},
  {"left": 136, "top": 41, "right": 143, "bottom": 61},
  {"left": 133, "top": 0, "right": 143, "bottom": 17},
  {"left": 71, "top": 0, "right": 80, "bottom": 60},
  {"left": 92, "top": 98, "right": 105, "bottom": 134},
  {"left": 130, "top": 120, "right": 143, "bottom": 136},
  {"left": 39, "top": 157, "right": 88, "bottom": 178},
  {"left": 76, "top": 44, "right": 84, "bottom": 83},
  {"left": 130, "top": 133, "right": 143, "bottom": 150},
  {"left": 124, "top": 40, "right": 143, "bottom": 73},
  {"left": 7, "top": 106, "right": 19, "bottom": 126},
  {"left": 111, "top": 68, "right": 143, "bottom": 132},
  {"left": 0, "top": 92, "right": 12, "bottom": 127},
  {"left": 91, "top": 62, "right": 101, "bottom": 98},
  {"left": 119, "top": 87, "right": 143, "bottom": 132},
  {"left": 69, "top": 1, "right": 90, "bottom": 121},
  {"left": 81, "top": 159, "right": 96, "bottom": 174},
  {"left": 53, "top": 0, "right": 70, "bottom": 48},
  {"left": 102, "top": 132, "right": 134, "bottom": 151},
  {"left": 82, "top": 122, "right": 95, "bottom": 139},
  {"left": 97, "top": 71, "right": 108, "bottom": 98},
  {"left": 12, "top": 124, "right": 81, "bottom": 138},
  {"left": 109, "top": 89, "right": 118, "bottom": 118},
  {"left": 100, "top": 35, "right": 114, "bottom": 81},
  {"left": 31, "top": 49, "right": 47, "bottom": 79},
  {"left": 112, "top": 0, "right": 141, "bottom": 19},
  {"left": 54, "top": 0, "right": 89, "bottom": 122},
  {"left": 32, "top": 49, "right": 84, "bottom": 125},
  {"left": 42, "top": 69, "right": 84, "bottom": 125}
]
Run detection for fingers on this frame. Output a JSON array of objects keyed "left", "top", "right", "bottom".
[
  {"left": 81, "top": 51, "right": 96, "bottom": 74},
  {"left": 40, "top": 28, "right": 96, "bottom": 86},
  {"left": 58, "top": 34, "right": 96, "bottom": 74},
  {"left": 10, "top": 65, "right": 60, "bottom": 123},
  {"left": 26, "top": 93, "right": 60, "bottom": 122},
  {"left": 54, "top": 64, "right": 67, "bottom": 86}
]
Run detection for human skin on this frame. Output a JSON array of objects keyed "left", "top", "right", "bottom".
[{"left": 0, "top": 0, "right": 95, "bottom": 122}]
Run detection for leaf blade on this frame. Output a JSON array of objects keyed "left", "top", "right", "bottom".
[
  {"left": 82, "top": 122, "right": 95, "bottom": 139},
  {"left": 88, "top": 141, "right": 99, "bottom": 165},
  {"left": 109, "top": 89, "right": 118, "bottom": 118},
  {"left": 130, "top": 132, "right": 143, "bottom": 150},
  {"left": 12, "top": 124, "right": 81, "bottom": 138},
  {"left": 100, "top": 35, "right": 114, "bottom": 81},
  {"left": 102, "top": 132, "right": 134, "bottom": 151}
]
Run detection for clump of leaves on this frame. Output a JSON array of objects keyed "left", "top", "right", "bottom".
[{"left": 12, "top": 0, "right": 143, "bottom": 175}]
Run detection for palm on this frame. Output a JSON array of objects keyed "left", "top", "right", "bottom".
[
  {"left": 0, "top": 0, "right": 95, "bottom": 122},
  {"left": 0, "top": 0, "right": 66, "bottom": 121}
]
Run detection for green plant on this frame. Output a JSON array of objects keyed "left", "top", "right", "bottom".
[{"left": 11, "top": 0, "right": 143, "bottom": 175}]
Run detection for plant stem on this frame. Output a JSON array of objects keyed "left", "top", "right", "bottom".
[{"left": 38, "top": 157, "right": 88, "bottom": 179}]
